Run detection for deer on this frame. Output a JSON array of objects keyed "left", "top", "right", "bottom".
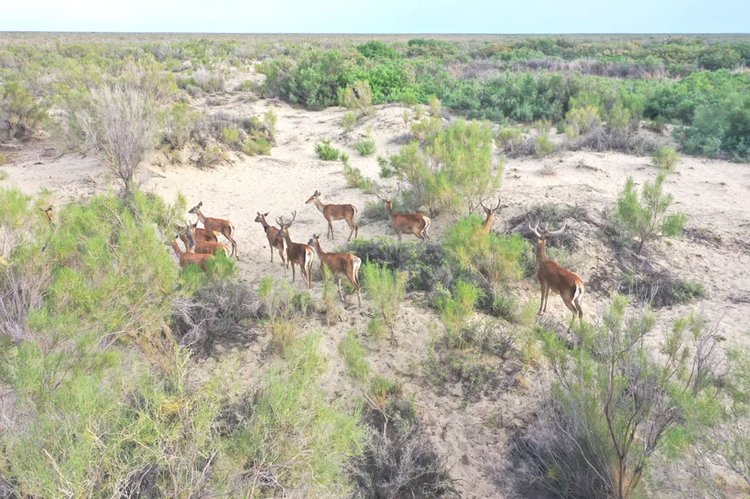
[
  {"left": 305, "top": 190, "right": 358, "bottom": 241},
  {"left": 254, "top": 212, "right": 287, "bottom": 269},
  {"left": 188, "top": 201, "right": 237, "bottom": 259},
  {"left": 528, "top": 221, "right": 584, "bottom": 331},
  {"left": 376, "top": 192, "right": 431, "bottom": 242},
  {"left": 170, "top": 236, "right": 213, "bottom": 271},
  {"left": 180, "top": 225, "right": 229, "bottom": 256},
  {"left": 308, "top": 233, "right": 362, "bottom": 307},
  {"left": 276, "top": 211, "right": 315, "bottom": 289},
  {"left": 476, "top": 198, "right": 504, "bottom": 235},
  {"left": 186, "top": 220, "right": 219, "bottom": 243}
]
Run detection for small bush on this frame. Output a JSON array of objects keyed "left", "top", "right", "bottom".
[
  {"left": 315, "top": 138, "right": 342, "bottom": 161},
  {"left": 495, "top": 127, "right": 525, "bottom": 156},
  {"left": 362, "top": 263, "right": 408, "bottom": 345},
  {"left": 355, "top": 137, "right": 376, "bottom": 156},
  {"left": 342, "top": 111, "right": 358, "bottom": 131},
  {"left": 534, "top": 133, "right": 556, "bottom": 157},
  {"left": 566, "top": 105, "right": 601, "bottom": 138},
  {"left": 340, "top": 80, "right": 374, "bottom": 116},
  {"left": 162, "top": 101, "right": 200, "bottom": 149},
  {"left": 613, "top": 173, "right": 687, "bottom": 253},
  {"left": 652, "top": 145, "right": 679, "bottom": 172},
  {"left": 342, "top": 158, "right": 377, "bottom": 193},
  {"left": 171, "top": 280, "right": 262, "bottom": 357}
]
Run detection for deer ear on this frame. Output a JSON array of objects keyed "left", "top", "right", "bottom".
[{"left": 264, "top": 212, "right": 269, "bottom": 216}]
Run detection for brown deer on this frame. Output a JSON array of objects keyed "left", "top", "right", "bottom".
[
  {"left": 477, "top": 198, "right": 504, "bottom": 235},
  {"left": 254, "top": 212, "right": 287, "bottom": 269},
  {"left": 188, "top": 201, "right": 237, "bottom": 259},
  {"left": 308, "top": 233, "right": 362, "bottom": 307},
  {"left": 182, "top": 225, "right": 229, "bottom": 256},
  {"left": 305, "top": 190, "right": 358, "bottom": 241},
  {"left": 170, "top": 236, "right": 213, "bottom": 271},
  {"left": 187, "top": 220, "right": 219, "bottom": 243},
  {"left": 175, "top": 223, "right": 219, "bottom": 250},
  {"left": 276, "top": 211, "right": 315, "bottom": 289},
  {"left": 528, "top": 221, "right": 584, "bottom": 330},
  {"left": 377, "top": 193, "right": 431, "bottom": 242}
]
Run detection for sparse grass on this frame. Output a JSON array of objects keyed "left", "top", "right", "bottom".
[
  {"left": 341, "top": 111, "right": 358, "bottom": 131},
  {"left": 338, "top": 330, "right": 371, "bottom": 384},
  {"left": 362, "top": 262, "right": 408, "bottom": 345},
  {"left": 258, "top": 277, "right": 311, "bottom": 354}
]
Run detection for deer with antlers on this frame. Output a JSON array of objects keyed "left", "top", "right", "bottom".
[
  {"left": 476, "top": 198, "right": 504, "bottom": 235},
  {"left": 170, "top": 236, "right": 213, "bottom": 271},
  {"left": 308, "top": 233, "right": 362, "bottom": 307},
  {"left": 254, "top": 212, "right": 287, "bottom": 269},
  {"left": 305, "top": 190, "right": 358, "bottom": 241},
  {"left": 276, "top": 211, "right": 315, "bottom": 289},
  {"left": 377, "top": 192, "right": 431, "bottom": 242},
  {"left": 188, "top": 201, "right": 237, "bottom": 259},
  {"left": 528, "top": 221, "right": 584, "bottom": 330}
]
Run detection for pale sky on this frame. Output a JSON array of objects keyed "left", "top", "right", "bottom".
[{"left": 0, "top": 0, "right": 748, "bottom": 33}]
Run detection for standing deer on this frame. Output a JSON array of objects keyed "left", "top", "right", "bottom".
[
  {"left": 477, "top": 198, "right": 504, "bottom": 235},
  {"left": 254, "top": 212, "right": 287, "bottom": 269},
  {"left": 308, "top": 233, "right": 362, "bottom": 307},
  {"left": 170, "top": 236, "right": 213, "bottom": 271},
  {"left": 528, "top": 221, "right": 584, "bottom": 330},
  {"left": 276, "top": 212, "right": 315, "bottom": 289},
  {"left": 180, "top": 225, "right": 229, "bottom": 256},
  {"left": 187, "top": 220, "right": 219, "bottom": 243},
  {"left": 377, "top": 193, "right": 431, "bottom": 242},
  {"left": 305, "top": 190, "right": 358, "bottom": 241},
  {"left": 188, "top": 201, "right": 237, "bottom": 259}
]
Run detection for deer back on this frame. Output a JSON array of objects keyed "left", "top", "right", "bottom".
[
  {"left": 324, "top": 203, "right": 356, "bottom": 221},
  {"left": 391, "top": 212, "right": 428, "bottom": 234},
  {"left": 539, "top": 259, "right": 582, "bottom": 294}
]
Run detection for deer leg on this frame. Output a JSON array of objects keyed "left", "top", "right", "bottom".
[
  {"left": 291, "top": 262, "right": 296, "bottom": 282},
  {"left": 543, "top": 287, "right": 551, "bottom": 313},
  {"left": 562, "top": 297, "right": 578, "bottom": 332},
  {"left": 327, "top": 220, "right": 334, "bottom": 240},
  {"left": 270, "top": 245, "right": 274, "bottom": 263},
  {"left": 348, "top": 221, "right": 358, "bottom": 241},
  {"left": 396, "top": 231, "right": 402, "bottom": 242},
  {"left": 537, "top": 282, "right": 546, "bottom": 315},
  {"left": 337, "top": 277, "right": 345, "bottom": 303},
  {"left": 574, "top": 295, "right": 583, "bottom": 325}
]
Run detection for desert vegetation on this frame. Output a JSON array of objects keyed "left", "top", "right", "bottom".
[{"left": 1, "top": 33, "right": 749, "bottom": 498}]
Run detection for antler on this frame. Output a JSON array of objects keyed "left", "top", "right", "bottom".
[
  {"left": 546, "top": 220, "right": 568, "bottom": 237},
  {"left": 479, "top": 198, "right": 488, "bottom": 211},
  {"left": 286, "top": 211, "right": 297, "bottom": 227},
  {"left": 528, "top": 221, "right": 543, "bottom": 238}
]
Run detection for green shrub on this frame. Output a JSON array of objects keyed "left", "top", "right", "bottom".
[
  {"left": 382, "top": 119, "right": 499, "bottom": 214},
  {"left": 0, "top": 81, "right": 47, "bottom": 140},
  {"left": 436, "top": 280, "right": 480, "bottom": 347},
  {"left": 565, "top": 105, "right": 600, "bottom": 138},
  {"left": 613, "top": 173, "right": 687, "bottom": 253},
  {"left": 340, "top": 79, "right": 373, "bottom": 115},
  {"left": 221, "top": 126, "right": 241, "bottom": 147},
  {"left": 652, "top": 145, "right": 679, "bottom": 172},
  {"left": 315, "top": 138, "right": 342, "bottom": 161},
  {"left": 513, "top": 296, "right": 739, "bottom": 498},
  {"left": 355, "top": 137, "right": 376, "bottom": 156},
  {"left": 443, "top": 214, "right": 529, "bottom": 286},
  {"left": 362, "top": 262, "right": 408, "bottom": 345},
  {"left": 162, "top": 101, "right": 200, "bottom": 149}
]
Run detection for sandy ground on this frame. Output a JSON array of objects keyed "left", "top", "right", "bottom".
[{"left": 2, "top": 92, "right": 749, "bottom": 497}]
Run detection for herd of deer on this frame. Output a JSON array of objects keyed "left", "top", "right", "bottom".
[{"left": 171, "top": 191, "right": 584, "bottom": 329}]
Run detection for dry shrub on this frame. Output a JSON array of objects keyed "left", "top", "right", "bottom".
[
  {"left": 171, "top": 280, "right": 262, "bottom": 357},
  {"left": 350, "top": 396, "right": 457, "bottom": 498},
  {"left": 569, "top": 125, "right": 659, "bottom": 155}
]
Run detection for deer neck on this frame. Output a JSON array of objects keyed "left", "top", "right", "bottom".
[
  {"left": 313, "top": 198, "right": 326, "bottom": 214},
  {"left": 171, "top": 240, "right": 184, "bottom": 257},
  {"left": 483, "top": 213, "right": 495, "bottom": 232},
  {"left": 280, "top": 227, "right": 292, "bottom": 245},
  {"left": 312, "top": 240, "right": 326, "bottom": 259},
  {"left": 385, "top": 202, "right": 394, "bottom": 217},
  {"left": 194, "top": 210, "right": 206, "bottom": 224},
  {"left": 258, "top": 218, "right": 270, "bottom": 232},
  {"left": 536, "top": 240, "right": 548, "bottom": 264}
]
